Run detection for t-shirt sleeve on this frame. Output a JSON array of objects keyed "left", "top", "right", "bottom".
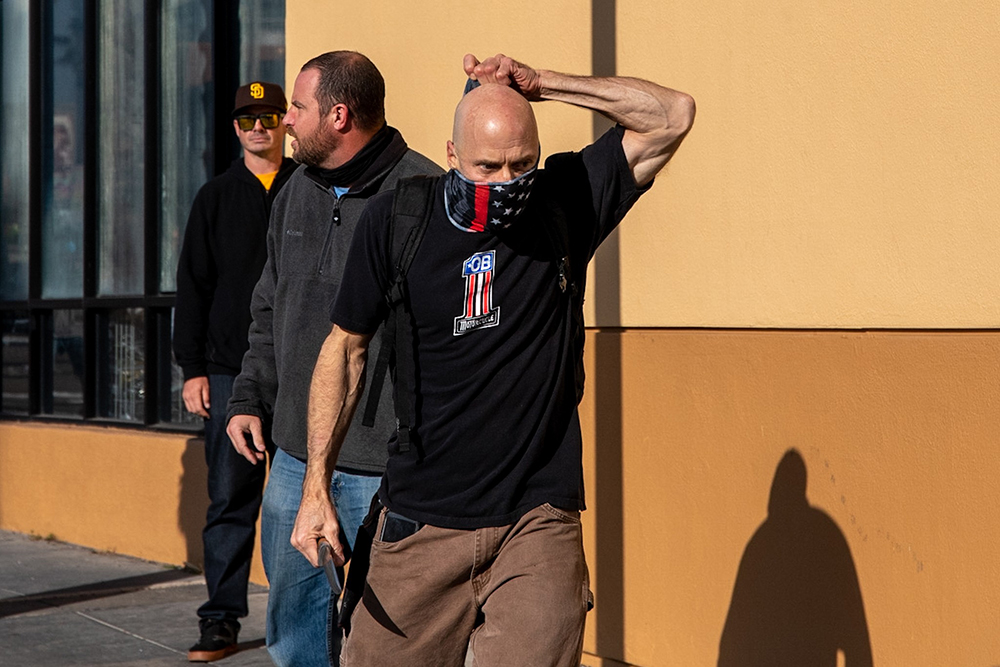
[
  {"left": 546, "top": 124, "right": 653, "bottom": 260},
  {"left": 329, "top": 193, "right": 393, "bottom": 334}
]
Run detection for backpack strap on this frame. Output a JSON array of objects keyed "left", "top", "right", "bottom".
[
  {"left": 538, "top": 193, "right": 587, "bottom": 405},
  {"left": 361, "top": 175, "right": 438, "bottom": 453}
]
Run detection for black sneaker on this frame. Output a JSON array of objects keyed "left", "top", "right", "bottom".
[{"left": 187, "top": 618, "right": 240, "bottom": 662}]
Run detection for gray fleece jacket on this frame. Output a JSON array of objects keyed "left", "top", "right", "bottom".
[{"left": 227, "top": 130, "right": 442, "bottom": 469}]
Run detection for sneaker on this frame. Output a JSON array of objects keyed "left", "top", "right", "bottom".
[{"left": 187, "top": 618, "right": 240, "bottom": 662}]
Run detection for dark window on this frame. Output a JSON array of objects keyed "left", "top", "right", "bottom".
[
  {"left": 42, "top": 0, "right": 86, "bottom": 299},
  {"left": 1, "top": 312, "right": 31, "bottom": 415},
  {"left": 0, "top": 1, "right": 31, "bottom": 301},
  {"left": 0, "top": 1, "right": 285, "bottom": 428}
]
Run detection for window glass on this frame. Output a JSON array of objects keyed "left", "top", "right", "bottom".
[
  {"left": 49, "top": 309, "right": 85, "bottom": 417},
  {"left": 239, "top": 0, "right": 285, "bottom": 84},
  {"left": 42, "top": 0, "right": 86, "bottom": 299},
  {"left": 1, "top": 311, "right": 30, "bottom": 414},
  {"left": 97, "top": 0, "right": 145, "bottom": 295},
  {"left": 100, "top": 308, "right": 145, "bottom": 422},
  {"left": 1, "top": 2, "right": 285, "bottom": 427},
  {"left": 160, "top": 0, "right": 213, "bottom": 294},
  {"left": 0, "top": 0, "right": 31, "bottom": 300}
]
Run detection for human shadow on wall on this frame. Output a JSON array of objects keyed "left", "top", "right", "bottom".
[
  {"left": 178, "top": 436, "right": 210, "bottom": 571},
  {"left": 718, "top": 449, "right": 874, "bottom": 667}
]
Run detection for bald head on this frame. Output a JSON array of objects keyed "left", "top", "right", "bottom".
[{"left": 447, "top": 84, "right": 540, "bottom": 182}]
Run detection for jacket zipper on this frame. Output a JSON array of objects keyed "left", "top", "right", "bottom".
[{"left": 317, "top": 191, "right": 342, "bottom": 275}]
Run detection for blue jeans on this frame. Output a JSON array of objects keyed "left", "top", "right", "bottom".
[
  {"left": 198, "top": 374, "right": 268, "bottom": 624},
  {"left": 261, "top": 447, "right": 382, "bottom": 667}
]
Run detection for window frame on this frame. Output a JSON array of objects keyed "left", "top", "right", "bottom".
[{"left": 0, "top": 1, "right": 281, "bottom": 431}]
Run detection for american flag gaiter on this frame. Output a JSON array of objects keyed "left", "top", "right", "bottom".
[{"left": 443, "top": 166, "right": 537, "bottom": 233}]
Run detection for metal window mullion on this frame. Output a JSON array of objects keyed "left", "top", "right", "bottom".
[
  {"left": 24, "top": 3, "right": 44, "bottom": 416},
  {"left": 82, "top": 0, "right": 99, "bottom": 421},
  {"left": 28, "top": 2, "right": 42, "bottom": 303},
  {"left": 83, "top": 0, "right": 97, "bottom": 300},
  {"left": 213, "top": 0, "right": 240, "bottom": 176},
  {"left": 143, "top": 0, "right": 161, "bottom": 424}
]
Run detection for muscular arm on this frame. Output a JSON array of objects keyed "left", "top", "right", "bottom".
[
  {"left": 291, "top": 324, "right": 373, "bottom": 566},
  {"left": 465, "top": 53, "right": 695, "bottom": 186}
]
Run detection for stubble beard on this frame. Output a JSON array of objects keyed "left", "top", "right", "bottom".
[{"left": 290, "top": 120, "right": 338, "bottom": 167}]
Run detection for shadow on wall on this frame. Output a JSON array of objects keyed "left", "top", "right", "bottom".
[
  {"left": 718, "top": 449, "right": 874, "bottom": 667},
  {"left": 178, "top": 437, "right": 209, "bottom": 571},
  {"left": 590, "top": 0, "right": 624, "bottom": 660}
]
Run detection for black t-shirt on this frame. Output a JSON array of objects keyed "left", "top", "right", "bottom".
[{"left": 331, "top": 126, "right": 649, "bottom": 528}]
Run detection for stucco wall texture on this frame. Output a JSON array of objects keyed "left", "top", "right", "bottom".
[
  {"left": 579, "top": 330, "right": 1000, "bottom": 665},
  {"left": 282, "top": 1, "right": 1000, "bottom": 663},
  {"left": 0, "top": 424, "right": 268, "bottom": 587},
  {"left": 3, "top": 329, "right": 997, "bottom": 664},
  {"left": 286, "top": 1, "right": 1000, "bottom": 330}
]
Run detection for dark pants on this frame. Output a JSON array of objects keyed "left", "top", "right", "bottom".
[{"left": 198, "top": 373, "right": 269, "bottom": 622}]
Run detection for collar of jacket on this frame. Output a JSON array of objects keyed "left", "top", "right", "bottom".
[
  {"left": 229, "top": 156, "right": 298, "bottom": 186},
  {"left": 303, "top": 126, "right": 409, "bottom": 197}
]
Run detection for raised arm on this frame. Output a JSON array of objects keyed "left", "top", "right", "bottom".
[
  {"left": 291, "top": 324, "right": 373, "bottom": 567},
  {"left": 465, "top": 53, "right": 695, "bottom": 186}
]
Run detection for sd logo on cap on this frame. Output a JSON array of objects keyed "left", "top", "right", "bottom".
[{"left": 233, "top": 81, "right": 287, "bottom": 116}]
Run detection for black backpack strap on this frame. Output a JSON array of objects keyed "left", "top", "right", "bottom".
[
  {"left": 539, "top": 194, "right": 587, "bottom": 405},
  {"left": 361, "top": 176, "right": 438, "bottom": 453}
]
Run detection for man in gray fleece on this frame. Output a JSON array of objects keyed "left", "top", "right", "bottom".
[{"left": 225, "top": 51, "right": 441, "bottom": 667}]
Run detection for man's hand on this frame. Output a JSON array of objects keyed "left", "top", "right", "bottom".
[
  {"left": 464, "top": 53, "right": 542, "bottom": 101},
  {"left": 226, "top": 414, "right": 267, "bottom": 464},
  {"left": 182, "top": 376, "right": 211, "bottom": 418},
  {"left": 291, "top": 493, "right": 346, "bottom": 567}
]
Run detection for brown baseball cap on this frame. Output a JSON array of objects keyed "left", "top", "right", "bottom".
[{"left": 232, "top": 81, "right": 287, "bottom": 116}]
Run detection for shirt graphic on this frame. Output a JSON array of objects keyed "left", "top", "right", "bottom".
[{"left": 454, "top": 251, "right": 500, "bottom": 335}]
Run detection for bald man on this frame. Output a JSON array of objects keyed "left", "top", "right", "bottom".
[{"left": 296, "top": 53, "right": 695, "bottom": 666}]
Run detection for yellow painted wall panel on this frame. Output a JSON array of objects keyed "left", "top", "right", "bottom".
[
  {"left": 290, "top": 1, "right": 1000, "bottom": 328},
  {"left": 0, "top": 424, "right": 267, "bottom": 586},
  {"left": 286, "top": 1, "right": 594, "bottom": 176},
  {"left": 2, "top": 329, "right": 998, "bottom": 664},
  {"left": 580, "top": 329, "right": 1000, "bottom": 665},
  {"left": 614, "top": 1, "right": 1000, "bottom": 328}
]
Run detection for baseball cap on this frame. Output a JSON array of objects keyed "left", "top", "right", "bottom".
[{"left": 233, "top": 81, "right": 287, "bottom": 116}]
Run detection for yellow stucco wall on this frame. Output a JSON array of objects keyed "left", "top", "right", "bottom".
[
  {"left": 615, "top": 1, "right": 1000, "bottom": 329},
  {"left": 578, "top": 329, "right": 1000, "bottom": 666},
  {"left": 286, "top": 0, "right": 1000, "bottom": 329},
  {"left": 3, "top": 330, "right": 997, "bottom": 664},
  {"left": 280, "top": 2, "right": 1000, "bottom": 665},
  {"left": 0, "top": 423, "right": 267, "bottom": 585}
]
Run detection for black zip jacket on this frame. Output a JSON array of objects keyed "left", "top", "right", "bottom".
[
  {"left": 227, "top": 129, "right": 443, "bottom": 466},
  {"left": 173, "top": 156, "right": 298, "bottom": 379}
]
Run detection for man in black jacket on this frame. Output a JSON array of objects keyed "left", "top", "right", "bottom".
[{"left": 173, "top": 80, "right": 297, "bottom": 663}]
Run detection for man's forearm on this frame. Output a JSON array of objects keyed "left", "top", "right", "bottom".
[
  {"left": 303, "top": 326, "right": 371, "bottom": 499},
  {"left": 536, "top": 69, "right": 693, "bottom": 138},
  {"left": 465, "top": 53, "right": 694, "bottom": 185}
]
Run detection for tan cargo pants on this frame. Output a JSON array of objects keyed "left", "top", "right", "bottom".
[{"left": 341, "top": 503, "right": 592, "bottom": 667}]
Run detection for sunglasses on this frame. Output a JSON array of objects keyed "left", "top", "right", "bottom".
[{"left": 235, "top": 113, "right": 283, "bottom": 130}]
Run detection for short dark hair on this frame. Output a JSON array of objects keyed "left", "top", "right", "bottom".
[{"left": 302, "top": 51, "right": 386, "bottom": 132}]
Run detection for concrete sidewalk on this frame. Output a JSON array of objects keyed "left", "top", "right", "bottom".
[{"left": 0, "top": 530, "right": 271, "bottom": 666}]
